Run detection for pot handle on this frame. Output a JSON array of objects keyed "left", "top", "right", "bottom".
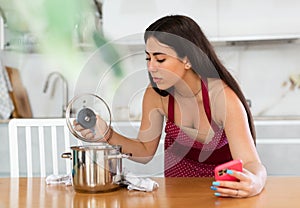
[
  {"left": 61, "top": 152, "right": 72, "bottom": 159},
  {"left": 106, "top": 153, "right": 132, "bottom": 160}
]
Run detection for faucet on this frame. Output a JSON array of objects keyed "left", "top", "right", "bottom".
[{"left": 43, "top": 71, "right": 69, "bottom": 117}]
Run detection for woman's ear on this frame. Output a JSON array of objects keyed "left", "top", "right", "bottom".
[
  {"left": 183, "top": 57, "right": 192, "bottom": 69},
  {"left": 185, "top": 62, "right": 192, "bottom": 69},
  {"left": 183, "top": 60, "right": 192, "bottom": 69}
]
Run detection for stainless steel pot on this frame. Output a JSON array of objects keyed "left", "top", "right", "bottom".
[{"left": 62, "top": 144, "right": 130, "bottom": 193}]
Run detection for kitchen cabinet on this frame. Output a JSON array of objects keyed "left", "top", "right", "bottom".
[
  {"left": 103, "top": 0, "right": 300, "bottom": 45},
  {"left": 255, "top": 120, "right": 300, "bottom": 175},
  {"left": 102, "top": 0, "right": 218, "bottom": 43},
  {"left": 218, "top": 0, "right": 300, "bottom": 39},
  {"left": 3, "top": 1, "right": 300, "bottom": 51}
]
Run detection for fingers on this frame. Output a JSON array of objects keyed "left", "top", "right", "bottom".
[
  {"left": 226, "top": 169, "right": 248, "bottom": 182},
  {"left": 73, "top": 118, "right": 108, "bottom": 142},
  {"left": 80, "top": 129, "right": 95, "bottom": 139},
  {"left": 73, "top": 120, "right": 97, "bottom": 140},
  {"left": 211, "top": 183, "right": 245, "bottom": 198},
  {"left": 95, "top": 115, "right": 109, "bottom": 130},
  {"left": 211, "top": 169, "right": 252, "bottom": 198},
  {"left": 73, "top": 121, "right": 83, "bottom": 131},
  {"left": 211, "top": 187, "right": 244, "bottom": 198},
  {"left": 211, "top": 180, "right": 243, "bottom": 198}
]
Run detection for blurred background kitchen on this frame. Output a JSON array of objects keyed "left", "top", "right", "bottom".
[{"left": 1, "top": 0, "right": 300, "bottom": 177}]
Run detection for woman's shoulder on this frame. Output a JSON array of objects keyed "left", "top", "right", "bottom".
[
  {"left": 143, "top": 85, "right": 168, "bottom": 114},
  {"left": 207, "top": 78, "right": 239, "bottom": 103},
  {"left": 207, "top": 78, "right": 228, "bottom": 96},
  {"left": 207, "top": 78, "right": 242, "bottom": 125}
]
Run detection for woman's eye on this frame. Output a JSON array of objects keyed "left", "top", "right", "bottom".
[
  {"left": 145, "top": 57, "right": 165, "bottom": 63},
  {"left": 157, "top": 59, "right": 165, "bottom": 63}
]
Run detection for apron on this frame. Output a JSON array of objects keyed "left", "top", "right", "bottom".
[{"left": 164, "top": 78, "right": 232, "bottom": 177}]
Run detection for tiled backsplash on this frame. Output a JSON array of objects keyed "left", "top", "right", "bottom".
[
  {"left": 215, "top": 41, "right": 300, "bottom": 117},
  {"left": 1, "top": 40, "right": 300, "bottom": 119}
]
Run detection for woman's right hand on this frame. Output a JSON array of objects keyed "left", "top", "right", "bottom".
[{"left": 73, "top": 115, "right": 109, "bottom": 141}]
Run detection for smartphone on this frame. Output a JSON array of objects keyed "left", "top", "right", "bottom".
[{"left": 214, "top": 159, "right": 243, "bottom": 181}]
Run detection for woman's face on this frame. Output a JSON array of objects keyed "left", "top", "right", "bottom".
[{"left": 145, "top": 37, "right": 187, "bottom": 90}]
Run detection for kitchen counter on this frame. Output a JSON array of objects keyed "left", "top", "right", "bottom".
[{"left": 0, "top": 176, "right": 299, "bottom": 208}]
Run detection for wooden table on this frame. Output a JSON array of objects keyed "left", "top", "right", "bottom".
[{"left": 0, "top": 176, "right": 299, "bottom": 208}]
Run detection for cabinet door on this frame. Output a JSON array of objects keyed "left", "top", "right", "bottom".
[
  {"left": 219, "top": 0, "right": 300, "bottom": 38},
  {"left": 255, "top": 120, "right": 300, "bottom": 175},
  {"left": 257, "top": 143, "right": 300, "bottom": 175},
  {"left": 102, "top": 0, "right": 218, "bottom": 43}
]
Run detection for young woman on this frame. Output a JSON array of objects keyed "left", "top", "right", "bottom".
[{"left": 75, "top": 15, "right": 266, "bottom": 198}]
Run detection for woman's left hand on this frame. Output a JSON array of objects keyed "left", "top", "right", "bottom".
[{"left": 210, "top": 168, "right": 262, "bottom": 198}]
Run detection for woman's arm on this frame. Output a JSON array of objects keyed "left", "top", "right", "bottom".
[
  {"left": 212, "top": 86, "right": 267, "bottom": 197},
  {"left": 109, "top": 87, "right": 164, "bottom": 163},
  {"left": 75, "top": 86, "right": 164, "bottom": 164}
]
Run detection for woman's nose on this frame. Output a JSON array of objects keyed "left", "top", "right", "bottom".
[{"left": 147, "top": 61, "right": 157, "bottom": 72}]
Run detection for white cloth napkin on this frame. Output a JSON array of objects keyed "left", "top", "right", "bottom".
[
  {"left": 119, "top": 171, "right": 159, "bottom": 192},
  {"left": 45, "top": 172, "right": 159, "bottom": 192},
  {"left": 45, "top": 174, "right": 72, "bottom": 186},
  {"left": 0, "top": 61, "right": 14, "bottom": 119}
]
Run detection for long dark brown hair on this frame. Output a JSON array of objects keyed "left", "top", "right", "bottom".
[{"left": 144, "top": 15, "right": 256, "bottom": 142}]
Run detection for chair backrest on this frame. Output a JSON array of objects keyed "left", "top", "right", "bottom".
[{"left": 8, "top": 118, "right": 79, "bottom": 177}]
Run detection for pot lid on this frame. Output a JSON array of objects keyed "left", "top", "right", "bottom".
[{"left": 66, "top": 93, "right": 112, "bottom": 143}]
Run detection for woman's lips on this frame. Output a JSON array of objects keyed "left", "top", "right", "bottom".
[{"left": 152, "top": 77, "right": 162, "bottom": 83}]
